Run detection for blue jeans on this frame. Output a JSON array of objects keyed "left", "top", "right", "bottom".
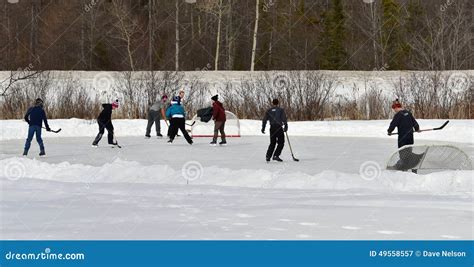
[{"left": 24, "top": 125, "right": 44, "bottom": 152}]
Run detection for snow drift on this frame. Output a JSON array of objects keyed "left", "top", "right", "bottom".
[{"left": 1, "top": 157, "right": 471, "bottom": 196}]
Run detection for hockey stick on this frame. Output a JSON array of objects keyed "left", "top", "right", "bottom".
[
  {"left": 42, "top": 127, "right": 61, "bottom": 133},
  {"left": 185, "top": 121, "right": 196, "bottom": 127},
  {"left": 113, "top": 134, "right": 122, "bottom": 148},
  {"left": 285, "top": 132, "right": 299, "bottom": 162},
  {"left": 391, "top": 120, "right": 449, "bottom": 135}
]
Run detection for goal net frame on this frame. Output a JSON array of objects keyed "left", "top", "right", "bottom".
[
  {"left": 386, "top": 144, "right": 472, "bottom": 171},
  {"left": 189, "top": 110, "right": 241, "bottom": 138}
]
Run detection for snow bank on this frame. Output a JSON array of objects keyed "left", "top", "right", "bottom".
[
  {"left": 1, "top": 157, "right": 471, "bottom": 196},
  {"left": 1, "top": 119, "right": 472, "bottom": 143},
  {"left": 1, "top": 70, "right": 472, "bottom": 97}
]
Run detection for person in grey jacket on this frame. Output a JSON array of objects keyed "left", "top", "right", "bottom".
[
  {"left": 262, "top": 99, "right": 288, "bottom": 162},
  {"left": 145, "top": 95, "right": 168, "bottom": 138}
]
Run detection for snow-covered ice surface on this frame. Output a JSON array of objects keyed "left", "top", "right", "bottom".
[
  {"left": 1, "top": 119, "right": 472, "bottom": 142},
  {"left": 0, "top": 120, "right": 473, "bottom": 240}
]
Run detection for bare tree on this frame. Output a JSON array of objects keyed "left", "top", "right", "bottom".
[
  {"left": 0, "top": 69, "right": 42, "bottom": 97},
  {"left": 250, "top": 0, "right": 260, "bottom": 71},
  {"left": 110, "top": 0, "right": 140, "bottom": 71}
]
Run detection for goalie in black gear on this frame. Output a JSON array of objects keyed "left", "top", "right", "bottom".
[{"left": 262, "top": 99, "right": 288, "bottom": 162}]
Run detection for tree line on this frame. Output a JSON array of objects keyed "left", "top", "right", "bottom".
[{"left": 1, "top": 0, "right": 472, "bottom": 71}]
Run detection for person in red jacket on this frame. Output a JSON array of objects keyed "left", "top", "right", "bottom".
[{"left": 210, "top": 94, "right": 226, "bottom": 146}]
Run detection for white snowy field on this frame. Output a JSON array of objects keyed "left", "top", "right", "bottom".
[{"left": 0, "top": 119, "right": 473, "bottom": 240}]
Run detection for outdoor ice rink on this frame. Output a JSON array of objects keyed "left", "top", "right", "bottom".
[{"left": 1, "top": 135, "right": 472, "bottom": 240}]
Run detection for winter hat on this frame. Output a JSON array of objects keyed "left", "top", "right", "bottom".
[
  {"left": 272, "top": 99, "right": 279, "bottom": 105},
  {"left": 391, "top": 99, "right": 402, "bottom": 109},
  {"left": 35, "top": 98, "right": 43, "bottom": 106},
  {"left": 112, "top": 99, "right": 119, "bottom": 109},
  {"left": 172, "top": 95, "right": 181, "bottom": 104},
  {"left": 211, "top": 94, "right": 218, "bottom": 101}
]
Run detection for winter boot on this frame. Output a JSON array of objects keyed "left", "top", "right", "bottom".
[
  {"left": 39, "top": 150, "right": 46, "bottom": 156},
  {"left": 272, "top": 156, "right": 283, "bottom": 162},
  {"left": 22, "top": 149, "right": 28, "bottom": 156}
]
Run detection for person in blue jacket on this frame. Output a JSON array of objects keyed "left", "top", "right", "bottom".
[
  {"left": 23, "top": 98, "right": 51, "bottom": 156},
  {"left": 165, "top": 96, "right": 193, "bottom": 145}
]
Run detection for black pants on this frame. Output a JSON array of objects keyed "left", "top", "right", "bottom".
[
  {"left": 145, "top": 110, "right": 161, "bottom": 136},
  {"left": 93, "top": 121, "right": 114, "bottom": 145},
  {"left": 266, "top": 125, "right": 284, "bottom": 159},
  {"left": 169, "top": 118, "right": 193, "bottom": 144}
]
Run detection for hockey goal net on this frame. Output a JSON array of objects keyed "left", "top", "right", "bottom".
[
  {"left": 386, "top": 144, "right": 472, "bottom": 171},
  {"left": 189, "top": 110, "right": 241, "bottom": 137}
]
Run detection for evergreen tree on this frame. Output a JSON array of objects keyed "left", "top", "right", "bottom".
[
  {"left": 381, "top": 0, "right": 408, "bottom": 69},
  {"left": 405, "top": 0, "right": 425, "bottom": 69},
  {"left": 321, "top": 0, "right": 347, "bottom": 70}
]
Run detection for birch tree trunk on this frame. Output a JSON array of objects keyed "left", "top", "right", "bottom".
[
  {"left": 250, "top": 0, "right": 260, "bottom": 71},
  {"left": 175, "top": 0, "right": 180, "bottom": 71},
  {"left": 214, "top": 0, "right": 223, "bottom": 70}
]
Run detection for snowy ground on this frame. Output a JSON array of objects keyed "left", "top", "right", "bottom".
[{"left": 1, "top": 120, "right": 473, "bottom": 240}]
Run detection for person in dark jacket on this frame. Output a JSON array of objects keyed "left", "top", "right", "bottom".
[
  {"left": 210, "top": 94, "right": 227, "bottom": 146},
  {"left": 165, "top": 96, "right": 193, "bottom": 145},
  {"left": 387, "top": 99, "right": 420, "bottom": 148},
  {"left": 387, "top": 99, "right": 421, "bottom": 173},
  {"left": 23, "top": 98, "right": 51, "bottom": 156},
  {"left": 262, "top": 99, "right": 288, "bottom": 162},
  {"left": 92, "top": 99, "right": 119, "bottom": 147}
]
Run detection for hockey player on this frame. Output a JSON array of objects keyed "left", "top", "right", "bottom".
[
  {"left": 165, "top": 96, "right": 193, "bottom": 145},
  {"left": 92, "top": 99, "right": 119, "bottom": 147},
  {"left": 23, "top": 98, "right": 51, "bottom": 156},
  {"left": 166, "top": 90, "right": 184, "bottom": 137},
  {"left": 145, "top": 95, "right": 167, "bottom": 138},
  {"left": 387, "top": 99, "right": 421, "bottom": 173},
  {"left": 210, "top": 94, "right": 227, "bottom": 146},
  {"left": 387, "top": 99, "right": 420, "bottom": 148},
  {"left": 262, "top": 99, "right": 288, "bottom": 162}
]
